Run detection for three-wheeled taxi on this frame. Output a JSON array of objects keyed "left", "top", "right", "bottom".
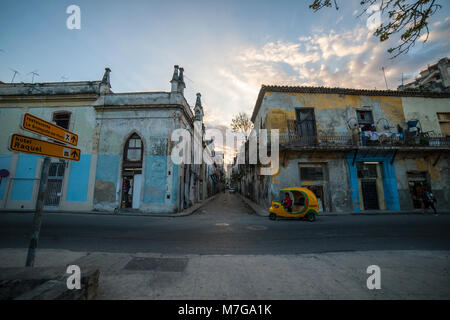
[{"left": 269, "top": 187, "right": 319, "bottom": 221}]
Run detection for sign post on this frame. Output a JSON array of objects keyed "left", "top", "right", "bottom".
[
  {"left": 25, "top": 157, "right": 51, "bottom": 267},
  {"left": 7, "top": 113, "right": 80, "bottom": 267},
  {"left": 9, "top": 134, "right": 80, "bottom": 161},
  {"left": 21, "top": 113, "right": 78, "bottom": 146}
]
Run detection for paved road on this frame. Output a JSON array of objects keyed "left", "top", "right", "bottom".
[{"left": 1, "top": 193, "right": 450, "bottom": 254}]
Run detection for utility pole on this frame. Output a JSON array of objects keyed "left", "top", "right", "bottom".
[
  {"left": 25, "top": 157, "right": 51, "bottom": 267},
  {"left": 382, "top": 67, "right": 389, "bottom": 90}
]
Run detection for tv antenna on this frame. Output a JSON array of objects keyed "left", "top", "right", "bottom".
[
  {"left": 28, "top": 70, "right": 39, "bottom": 83},
  {"left": 10, "top": 68, "right": 20, "bottom": 83}
]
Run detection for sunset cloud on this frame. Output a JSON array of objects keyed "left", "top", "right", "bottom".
[{"left": 199, "top": 19, "right": 449, "bottom": 138}]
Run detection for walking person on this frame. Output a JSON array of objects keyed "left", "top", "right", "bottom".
[{"left": 422, "top": 187, "right": 437, "bottom": 215}]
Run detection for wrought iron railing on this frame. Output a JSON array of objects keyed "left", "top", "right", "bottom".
[{"left": 279, "top": 130, "right": 450, "bottom": 148}]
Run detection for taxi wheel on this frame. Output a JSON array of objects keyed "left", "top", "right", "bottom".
[
  {"left": 269, "top": 213, "right": 277, "bottom": 221},
  {"left": 305, "top": 213, "right": 316, "bottom": 222}
]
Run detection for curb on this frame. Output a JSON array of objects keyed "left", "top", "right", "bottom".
[
  {"left": 0, "top": 194, "right": 220, "bottom": 218},
  {"left": 0, "top": 266, "right": 99, "bottom": 300},
  {"left": 237, "top": 193, "right": 270, "bottom": 217},
  {"left": 236, "top": 193, "right": 450, "bottom": 217}
]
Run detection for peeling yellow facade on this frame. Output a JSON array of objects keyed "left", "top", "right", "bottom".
[
  {"left": 246, "top": 88, "right": 450, "bottom": 213},
  {"left": 263, "top": 93, "right": 405, "bottom": 135}
]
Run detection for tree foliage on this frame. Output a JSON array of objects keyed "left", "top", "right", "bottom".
[
  {"left": 230, "top": 112, "right": 254, "bottom": 138},
  {"left": 309, "top": 0, "right": 441, "bottom": 58}
]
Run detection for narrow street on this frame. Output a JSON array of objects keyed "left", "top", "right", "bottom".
[
  {"left": 1, "top": 192, "right": 450, "bottom": 299},
  {"left": 1, "top": 192, "right": 450, "bottom": 255}
]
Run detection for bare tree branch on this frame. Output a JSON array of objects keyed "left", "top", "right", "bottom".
[
  {"left": 230, "top": 112, "right": 254, "bottom": 140},
  {"left": 309, "top": 0, "right": 441, "bottom": 59}
]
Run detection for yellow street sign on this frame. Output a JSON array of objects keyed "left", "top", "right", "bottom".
[
  {"left": 21, "top": 113, "right": 78, "bottom": 146},
  {"left": 9, "top": 134, "right": 81, "bottom": 161}
]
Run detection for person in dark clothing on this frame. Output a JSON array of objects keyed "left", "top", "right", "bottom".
[
  {"left": 283, "top": 193, "right": 292, "bottom": 212},
  {"left": 123, "top": 178, "right": 131, "bottom": 207},
  {"left": 422, "top": 188, "right": 437, "bottom": 214}
]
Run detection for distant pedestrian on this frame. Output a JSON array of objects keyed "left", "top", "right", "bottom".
[
  {"left": 422, "top": 188, "right": 437, "bottom": 214},
  {"left": 123, "top": 178, "right": 130, "bottom": 207}
]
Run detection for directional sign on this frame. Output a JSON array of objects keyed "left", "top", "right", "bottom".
[
  {"left": 9, "top": 134, "right": 80, "bottom": 161},
  {"left": 21, "top": 113, "right": 78, "bottom": 146}
]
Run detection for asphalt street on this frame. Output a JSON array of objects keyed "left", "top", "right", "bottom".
[{"left": 1, "top": 193, "right": 450, "bottom": 255}]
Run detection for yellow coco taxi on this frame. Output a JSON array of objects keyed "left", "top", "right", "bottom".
[{"left": 269, "top": 187, "right": 319, "bottom": 222}]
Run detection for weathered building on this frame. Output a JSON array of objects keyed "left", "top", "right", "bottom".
[
  {"left": 243, "top": 85, "right": 450, "bottom": 213},
  {"left": 0, "top": 66, "right": 219, "bottom": 213},
  {"left": 399, "top": 57, "right": 450, "bottom": 93}
]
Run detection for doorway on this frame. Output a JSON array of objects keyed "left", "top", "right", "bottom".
[
  {"left": 121, "top": 171, "right": 142, "bottom": 209},
  {"left": 357, "top": 162, "right": 384, "bottom": 210},
  {"left": 295, "top": 108, "right": 317, "bottom": 145},
  {"left": 407, "top": 171, "right": 430, "bottom": 209},
  {"left": 305, "top": 185, "right": 324, "bottom": 212},
  {"left": 121, "top": 133, "right": 143, "bottom": 209},
  {"left": 361, "top": 180, "right": 379, "bottom": 210}
]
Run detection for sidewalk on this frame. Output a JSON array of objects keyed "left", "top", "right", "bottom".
[
  {"left": 0, "top": 194, "right": 220, "bottom": 218},
  {"left": 237, "top": 193, "right": 450, "bottom": 217},
  {"left": 1, "top": 248, "right": 449, "bottom": 299}
]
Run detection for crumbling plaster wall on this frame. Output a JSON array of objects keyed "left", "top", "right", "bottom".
[
  {"left": 258, "top": 92, "right": 405, "bottom": 135},
  {"left": 93, "top": 107, "right": 182, "bottom": 212},
  {"left": 401, "top": 97, "right": 450, "bottom": 135},
  {"left": 268, "top": 151, "right": 352, "bottom": 213},
  {"left": 0, "top": 105, "right": 97, "bottom": 211},
  {"left": 394, "top": 156, "right": 450, "bottom": 211}
]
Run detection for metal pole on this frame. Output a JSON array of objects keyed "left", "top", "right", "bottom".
[{"left": 25, "top": 157, "right": 51, "bottom": 267}]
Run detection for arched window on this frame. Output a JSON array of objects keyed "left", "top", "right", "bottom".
[{"left": 124, "top": 133, "right": 143, "bottom": 164}]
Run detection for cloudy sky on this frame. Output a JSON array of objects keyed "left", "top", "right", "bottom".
[{"left": 1, "top": 0, "right": 449, "bottom": 133}]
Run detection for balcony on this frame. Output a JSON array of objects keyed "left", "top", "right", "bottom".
[{"left": 279, "top": 129, "right": 450, "bottom": 151}]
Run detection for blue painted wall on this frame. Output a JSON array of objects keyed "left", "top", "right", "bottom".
[
  {"left": 381, "top": 159, "right": 401, "bottom": 210},
  {"left": 0, "top": 155, "right": 12, "bottom": 200},
  {"left": 95, "top": 155, "right": 120, "bottom": 183},
  {"left": 346, "top": 153, "right": 400, "bottom": 211},
  {"left": 66, "top": 154, "right": 91, "bottom": 202},
  {"left": 11, "top": 154, "right": 39, "bottom": 201},
  {"left": 346, "top": 157, "right": 361, "bottom": 212},
  {"left": 143, "top": 156, "right": 166, "bottom": 203}
]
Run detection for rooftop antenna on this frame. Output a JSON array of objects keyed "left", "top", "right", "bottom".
[
  {"left": 184, "top": 74, "right": 195, "bottom": 83},
  {"left": 10, "top": 68, "right": 20, "bottom": 83},
  {"left": 61, "top": 75, "right": 69, "bottom": 82},
  {"left": 382, "top": 67, "right": 389, "bottom": 90},
  {"left": 28, "top": 70, "right": 39, "bottom": 83}
]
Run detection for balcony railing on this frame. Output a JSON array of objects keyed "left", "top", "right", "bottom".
[{"left": 279, "top": 131, "right": 450, "bottom": 149}]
